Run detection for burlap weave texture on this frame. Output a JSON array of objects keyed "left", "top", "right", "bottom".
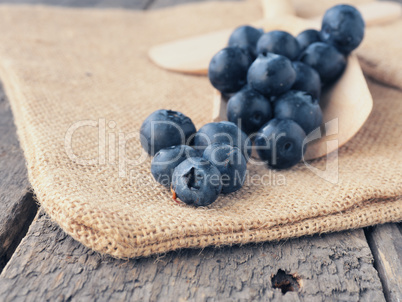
[{"left": 0, "top": 0, "right": 400, "bottom": 258}]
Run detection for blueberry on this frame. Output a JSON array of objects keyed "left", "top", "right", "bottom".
[
  {"left": 193, "top": 121, "right": 251, "bottom": 160},
  {"left": 296, "top": 29, "right": 321, "bottom": 52},
  {"left": 208, "top": 47, "right": 250, "bottom": 94},
  {"left": 320, "top": 4, "right": 365, "bottom": 54},
  {"left": 203, "top": 143, "right": 247, "bottom": 194},
  {"left": 226, "top": 86, "right": 273, "bottom": 135},
  {"left": 299, "top": 42, "right": 346, "bottom": 85},
  {"left": 228, "top": 25, "right": 263, "bottom": 60},
  {"left": 140, "top": 109, "right": 196, "bottom": 156},
  {"left": 247, "top": 53, "right": 296, "bottom": 97},
  {"left": 151, "top": 145, "right": 198, "bottom": 188},
  {"left": 171, "top": 157, "right": 222, "bottom": 206},
  {"left": 255, "top": 118, "right": 306, "bottom": 169},
  {"left": 291, "top": 61, "right": 321, "bottom": 99},
  {"left": 274, "top": 90, "right": 323, "bottom": 135},
  {"left": 256, "top": 30, "right": 300, "bottom": 60}
]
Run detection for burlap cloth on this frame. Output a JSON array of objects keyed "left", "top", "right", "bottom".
[{"left": 0, "top": 0, "right": 400, "bottom": 259}]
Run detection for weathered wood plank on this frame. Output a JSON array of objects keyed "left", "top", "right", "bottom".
[
  {"left": 0, "top": 209, "right": 386, "bottom": 302},
  {"left": 0, "top": 0, "right": 151, "bottom": 9},
  {"left": 0, "top": 84, "right": 38, "bottom": 272},
  {"left": 149, "top": 0, "right": 240, "bottom": 10},
  {"left": 365, "top": 223, "right": 402, "bottom": 302}
]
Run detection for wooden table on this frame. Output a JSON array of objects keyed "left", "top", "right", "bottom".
[{"left": 0, "top": 0, "right": 401, "bottom": 301}]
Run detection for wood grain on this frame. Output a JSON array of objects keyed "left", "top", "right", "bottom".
[
  {"left": 149, "top": 0, "right": 240, "bottom": 10},
  {"left": 0, "top": 209, "right": 386, "bottom": 301},
  {"left": 0, "top": 0, "right": 151, "bottom": 9},
  {"left": 366, "top": 223, "right": 402, "bottom": 302},
  {"left": 0, "top": 84, "right": 38, "bottom": 272}
]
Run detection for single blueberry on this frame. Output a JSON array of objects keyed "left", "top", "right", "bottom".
[
  {"left": 226, "top": 86, "right": 273, "bottom": 136},
  {"left": 208, "top": 47, "right": 250, "bottom": 94},
  {"left": 228, "top": 25, "right": 264, "bottom": 60},
  {"left": 299, "top": 42, "right": 346, "bottom": 85},
  {"left": 247, "top": 53, "right": 296, "bottom": 97},
  {"left": 255, "top": 118, "right": 306, "bottom": 169},
  {"left": 193, "top": 121, "right": 252, "bottom": 161},
  {"left": 291, "top": 61, "right": 321, "bottom": 99},
  {"left": 203, "top": 143, "right": 247, "bottom": 194},
  {"left": 151, "top": 145, "right": 198, "bottom": 188},
  {"left": 256, "top": 30, "right": 300, "bottom": 60},
  {"left": 140, "top": 109, "right": 196, "bottom": 156},
  {"left": 296, "top": 29, "right": 321, "bottom": 52},
  {"left": 320, "top": 4, "right": 365, "bottom": 54},
  {"left": 171, "top": 157, "right": 222, "bottom": 206},
  {"left": 274, "top": 90, "right": 323, "bottom": 135}
]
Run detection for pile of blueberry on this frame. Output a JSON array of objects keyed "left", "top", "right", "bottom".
[
  {"left": 140, "top": 5, "right": 365, "bottom": 207},
  {"left": 140, "top": 110, "right": 249, "bottom": 206},
  {"left": 210, "top": 4, "right": 364, "bottom": 169}
]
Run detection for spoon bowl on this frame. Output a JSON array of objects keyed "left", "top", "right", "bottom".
[{"left": 212, "top": 54, "right": 372, "bottom": 160}]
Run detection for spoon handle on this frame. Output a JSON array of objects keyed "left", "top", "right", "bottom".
[{"left": 261, "top": 0, "right": 295, "bottom": 19}]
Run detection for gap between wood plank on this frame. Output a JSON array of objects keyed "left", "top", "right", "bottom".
[
  {"left": 143, "top": 0, "right": 155, "bottom": 10},
  {"left": 0, "top": 78, "right": 39, "bottom": 273},
  {"left": 0, "top": 193, "right": 38, "bottom": 274},
  {"left": 364, "top": 224, "right": 402, "bottom": 302}
]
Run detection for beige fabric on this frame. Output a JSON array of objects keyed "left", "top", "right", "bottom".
[
  {"left": 357, "top": 20, "right": 402, "bottom": 90},
  {"left": 0, "top": 0, "right": 400, "bottom": 259}
]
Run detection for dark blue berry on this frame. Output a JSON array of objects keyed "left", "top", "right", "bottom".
[
  {"left": 255, "top": 118, "right": 306, "bottom": 169},
  {"left": 256, "top": 30, "right": 300, "bottom": 60},
  {"left": 291, "top": 61, "right": 321, "bottom": 99},
  {"left": 171, "top": 157, "right": 222, "bottom": 206},
  {"left": 140, "top": 109, "right": 196, "bottom": 156},
  {"left": 247, "top": 53, "right": 296, "bottom": 97},
  {"left": 151, "top": 145, "right": 198, "bottom": 188},
  {"left": 320, "top": 4, "right": 365, "bottom": 54},
  {"left": 228, "top": 25, "right": 263, "bottom": 60},
  {"left": 274, "top": 90, "right": 323, "bottom": 135},
  {"left": 226, "top": 86, "right": 272, "bottom": 135},
  {"left": 296, "top": 29, "right": 321, "bottom": 52},
  {"left": 193, "top": 121, "right": 252, "bottom": 160},
  {"left": 208, "top": 47, "right": 250, "bottom": 94},
  {"left": 203, "top": 143, "right": 247, "bottom": 194},
  {"left": 299, "top": 42, "right": 346, "bottom": 85}
]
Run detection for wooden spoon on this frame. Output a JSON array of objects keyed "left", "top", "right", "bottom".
[
  {"left": 148, "top": 0, "right": 402, "bottom": 75},
  {"left": 151, "top": 0, "right": 398, "bottom": 160}
]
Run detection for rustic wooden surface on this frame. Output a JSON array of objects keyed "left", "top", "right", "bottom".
[
  {"left": 0, "top": 209, "right": 387, "bottom": 302},
  {"left": 366, "top": 223, "right": 402, "bottom": 302},
  {"left": 148, "top": 0, "right": 240, "bottom": 9},
  {"left": 0, "top": 84, "right": 38, "bottom": 273},
  {"left": 0, "top": 0, "right": 151, "bottom": 9},
  {"left": 0, "top": 0, "right": 400, "bottom": 301}
]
